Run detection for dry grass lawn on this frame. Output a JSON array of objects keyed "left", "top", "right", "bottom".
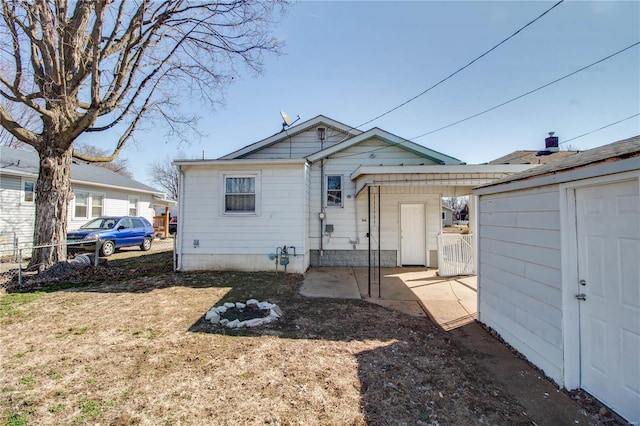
[{"left": 1, "top": 251, "right": 531, "bottom": 425}]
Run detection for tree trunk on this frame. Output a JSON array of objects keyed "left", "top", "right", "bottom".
[{"left": 29, "top": 145, "right": 73, "bottom": 271}]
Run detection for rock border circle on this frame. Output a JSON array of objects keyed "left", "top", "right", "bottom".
[{"left": 204, "top": 299, "right": 282, "bottom": 329}]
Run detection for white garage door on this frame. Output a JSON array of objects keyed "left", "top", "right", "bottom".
[{"left": 576, "top": 179, "right": 640, "bottom": 424}]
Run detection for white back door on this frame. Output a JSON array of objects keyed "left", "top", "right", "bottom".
[
  {"left": 576, "top": 179, "right": 640, "bottom": 424},
  {"left": 400, "top": 203, "right": 426, "bottom": 266}
]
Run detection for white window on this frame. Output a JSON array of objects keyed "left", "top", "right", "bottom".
[
  {"left": 23, "top": 181, "right": 35, "bottom": 203},
  {"left": 74, "top": 193, "right": 88, "bottom": 218},
  {"left": 91, "top": 194, "right": 103, "bottom": 218},
  {"left": 129, "top": 197, "right": 138, "bottom": 216},
  {"left": 224, "top": 176, "right": 256, "bottom": 213},
  {"left": 73, "top": 192, "right": 105, "bottom": 219},
  {"left": 326, "top": 175, "right": 343, "bottom": 207}
]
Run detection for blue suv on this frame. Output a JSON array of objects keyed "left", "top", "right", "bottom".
[{"left": 67, "top": 216, "right": 155, "bottom": 256}]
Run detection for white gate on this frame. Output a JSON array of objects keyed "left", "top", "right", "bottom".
[{"left": 437, "top": 233, "right": 475, "bottom": 277}]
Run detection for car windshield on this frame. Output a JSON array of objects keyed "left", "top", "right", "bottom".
[{"left": 80, "top": 218, "right": 118, "bottom": 230}]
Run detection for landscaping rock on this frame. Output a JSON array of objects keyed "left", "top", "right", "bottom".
[
  {"left": 244, "top": 318, "right": 264, "bottom": 328},
  {"left": 270, "top": 305, "right": 283, "bottom": 317},
  {"left": 226, "top": 319, "right": 240, "bottom": 329}
]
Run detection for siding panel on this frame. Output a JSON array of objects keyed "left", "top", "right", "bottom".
[{"left": 477, "top": 185, "right": 564, "bottom": 383}]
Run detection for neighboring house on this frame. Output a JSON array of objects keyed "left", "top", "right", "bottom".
[
  {"left": 474, "top": 136, "right": 640, "bottom": 424},
  {"left": 174, "top": 115, "right": 532, "bottom": 273},
  {"left": 441, "top": 205, "right": 453, "bottom": 227},
  {"left": 0, "top": 146, "right": 175, "bottom": 247},
  {"left": 488, "top": 150, "right": 577, "bottom": 165}
]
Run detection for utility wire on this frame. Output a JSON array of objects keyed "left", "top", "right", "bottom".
[
  {"left": 352, "top": 0, "right": 566, "bottom": 131},
  {"left": 479, "top": 112, "right": 639, "bottom": 164},
  {"left": 560, "top": 112, "right": 639, "bottom": 145},
  {"left": 410, "top": 41, "right": 640, "bottom": 141}
]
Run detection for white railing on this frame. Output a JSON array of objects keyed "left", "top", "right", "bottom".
[{"left": 437, "top": 233, "right": 475, "bottom": 277}]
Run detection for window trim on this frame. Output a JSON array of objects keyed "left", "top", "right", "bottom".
[
  {"left": 21, "top": 179, "right": 35, "bottom": 204},
  {"left": 72, "top": 191, "right": 106, "bottom": 219},
  {"left": 221, "top": 171, "right": 261, "bottom": 216},
  {"left": 128, "top": 196, "right": 139, "bottom": 216},
  {"left": 90, "top": 193, "right": 104, "bottom": 218},
  {"left": 73, "top": 192, "right": 89, "bottom": 219},
  {"left": 326, "top": 174, "right": 344, "bottom": 208}
]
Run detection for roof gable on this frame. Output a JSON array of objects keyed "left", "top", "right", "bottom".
[
  {"left": 219, "top": 115, "right": 363, "bottom": 159},
  {"left": 306, "top": 127, "right": 462, "bottom": 165}
]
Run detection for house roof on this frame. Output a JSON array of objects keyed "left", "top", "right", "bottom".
[
  {"left": 306, "top": 127, "right": 462, "bottom": 165},
  {"left": 0, "top": 146, "right": 172, "bottom": 200},
  {"left": 488, "top": 150, "right": 578, "bottom": 165},
  {"left": 477, "top": 135, "right": 640, "bottom": 190},
  {"left": 219, "top": 115, "right": 363, "bottom": 159}
]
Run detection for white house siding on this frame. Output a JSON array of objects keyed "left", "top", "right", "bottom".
[
  {"left": 179, "top": 162, "right": 309, "bottom": 273},
  {"left": 241, "top": 127, "right": 347, "bottom": 159},
  {"left": 0, "top": 174, "right": 36, "bottom": 248},
  {"left": 0, "top": 173, "right": 158, "bottom": 248},
  {"left": 477, "top": 185, "right": 564, "bottom": 383},
  {"left": 308, "top": 138, "right": 443, "bottom": 266},
  {"left": 67, "top": 184, "right": 156, "bottom": 231}
]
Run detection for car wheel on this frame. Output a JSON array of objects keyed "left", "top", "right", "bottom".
[
  {"left": 100, "top": 240, "right": 116, "bottom": 257},
  {"left": 140, "top": 236, "right": 152, "bottom": 251}
]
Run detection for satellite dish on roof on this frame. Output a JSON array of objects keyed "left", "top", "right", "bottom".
[
  {"left": 280, "top": 111, "right": 292, "bottom": 126},
  {"left": 280, "top": 110, "right": 301, "bottom": 132}
]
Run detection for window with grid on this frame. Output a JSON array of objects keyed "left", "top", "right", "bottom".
[
  {"left": 91, "top": 195, "right": 103, "bottom": 218},
  {"left": 225, "top": 176, "right": 255, "bottom": 213},
  {"left": 74, "top": 193, "right": 88, "bottom": 218},
  {"left": 129, "top": 197, "right": 138, "bottom": 216},
  {"left": 23, "top": 181, "right": 35, "bottom": 203},
  {"left": 326, "top": 175, "right": 343, "bottom": 207}
]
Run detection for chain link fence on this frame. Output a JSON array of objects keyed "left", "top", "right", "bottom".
[{"left": 0, "top": 235, "right": 176, "bottom": 291}]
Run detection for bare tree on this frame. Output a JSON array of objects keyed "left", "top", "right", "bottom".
[
  {"left": 74, "top": 143, "right": 133, "bottom": 178},
  {"left": 0, "top": 0, "right": 286, "bottom": 270},
  {"left": 0, "top": 103, "right": 37, "bottom": 149},
  {"left": 148, "top": 153, "right": 183, "bottom": 200}
]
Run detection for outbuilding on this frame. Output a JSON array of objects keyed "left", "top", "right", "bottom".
[{"left": 474, "top": 136, "right": 639, "bottom": 424}]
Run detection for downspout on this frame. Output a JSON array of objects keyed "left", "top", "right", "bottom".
[
  {"left": 319, "top": 158, "right": 324, "bottom": 261},
  {"left": 319, "top": 135, "right": 325, "bottom": 262}
]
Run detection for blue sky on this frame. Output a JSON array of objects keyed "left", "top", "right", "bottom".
[{"left": 93, "top": 1, "right": 640, "bottom": 186}]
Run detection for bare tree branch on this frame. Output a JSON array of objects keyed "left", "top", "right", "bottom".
[{"left": 0, "top": 0, "right": 288, "bottom": 269}]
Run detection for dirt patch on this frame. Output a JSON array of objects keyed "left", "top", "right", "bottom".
[{"left": 0, "top": 252, "right": 614, "bottom": 425}]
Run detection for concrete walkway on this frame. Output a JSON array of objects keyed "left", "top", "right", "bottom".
[
  {"left": 302, "top": 267, "right": 477, "bottom": 329},
  {"left": 300, "top": 267, "right": 598, "bottom": 426}
]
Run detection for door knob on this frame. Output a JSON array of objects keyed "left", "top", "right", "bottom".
[{"left": 575, "top": 293, "right": 586, "bottom": 301}]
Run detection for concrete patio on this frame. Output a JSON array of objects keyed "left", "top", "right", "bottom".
[
  {"left": 300, "top": 267, "right": 603, "bottom": 426},
  {"left": 301, "top": 267, "right": 477, "bottom": 330}
]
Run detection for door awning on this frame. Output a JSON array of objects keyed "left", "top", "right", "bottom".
[{"left": 351, "top": 164, "right": 533, "bottom": 198}]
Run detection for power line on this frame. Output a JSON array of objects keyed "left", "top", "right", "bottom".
[
  {"left": 331, "top": 109, "right": 639, "bottom": 162},
  {"left": 353, "top": 0, "right": 566, "bottom": 130},
  {"left": 410, "top": 41, "right": 640, "bottom": 141},
  {"left": 482, "top": 112, "right": 639, "bottom": 164},
  {"left": 560, "top": 112, "right": 639, "bottom": 145}
]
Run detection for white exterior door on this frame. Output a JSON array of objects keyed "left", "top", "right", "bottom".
[
  {"left": 400, "top": 203, "right": 426, "bottom": 265},
  {"left": 576, "top": 180, "right": 640, "bottom": 424}
]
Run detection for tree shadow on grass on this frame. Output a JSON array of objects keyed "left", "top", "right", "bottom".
[
  {"left": 187, "top": 275, "right": 531, "bottom": 425},
  {"left": 3, "top": 252, "right": 532, "bottom": 425}
]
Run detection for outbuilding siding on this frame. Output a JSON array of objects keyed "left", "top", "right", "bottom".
[{"left": 478, "top": 185, "right": 564, "bottom": 382}]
